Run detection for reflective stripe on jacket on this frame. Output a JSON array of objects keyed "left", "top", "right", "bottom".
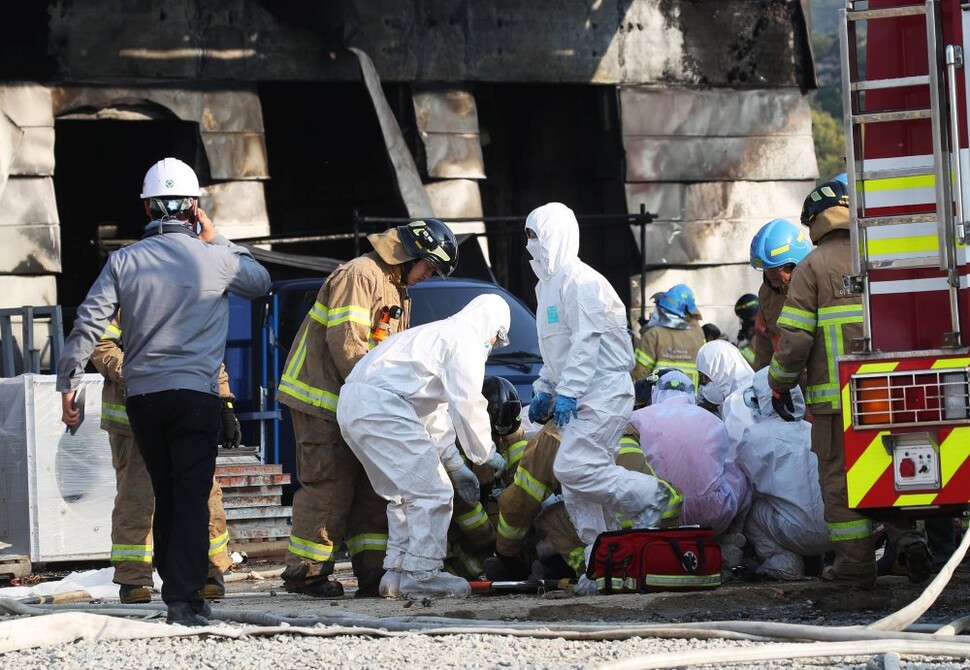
[
  {"left": 91, "top": 315, "right": 235, "bottom": 435},
  {"left": 768, "top": 231, "right": 862, "bottom": 414},
  {"left": 495, "top": 422, "right": 677, "bottom": 554},
  {"left": 753, "top": 279, "right": 788, "bottom": 371},
  {"left": 278, "top": 252, "right": 410, "bottom": 419},
  {"left": 633, "top": 322, "right": 705, "bottom": 386}
]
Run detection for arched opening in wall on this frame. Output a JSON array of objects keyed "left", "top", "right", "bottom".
[{"left": 53, "top": 118, "right": 203, "bottom": 321}]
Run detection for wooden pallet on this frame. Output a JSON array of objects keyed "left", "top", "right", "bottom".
[
  {"left": 0, "top": 554, "right": 31, "bottom": 579},
  {"left": 215, "top": 453, "right": 292, "bottom": 562}
]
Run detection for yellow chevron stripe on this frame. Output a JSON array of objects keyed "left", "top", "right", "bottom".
[
  {"left": 846, "top": 430, "right": 892, "bottom": 509},
  {"left": 842, "top": 382, "right": 852, "bottom": 431},
  {"left": 941, "top": 427, "right": 970, "bottom": 488},
  {"left": 894, "top": 493, "right": 939, "bottom": 507},
  {"left": 931, "top": 358, "right": 970, "bottom": 369},
  {"left": 856, "top": 362, "right": 900, "bottom": 374}
]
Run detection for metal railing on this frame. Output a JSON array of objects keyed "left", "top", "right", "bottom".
[{"left": 0, "top": 306, "right": 65, "bottom": 377}]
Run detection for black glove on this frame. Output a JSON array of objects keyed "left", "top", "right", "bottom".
[
  {"left": 771, "top": 389, "right": 796, "bottom": 422},
  {"left": 220, "top": 399, "right": 242, "bottom": 449}
]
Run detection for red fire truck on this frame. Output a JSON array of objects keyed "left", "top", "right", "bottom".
[{"left": 838, "top": 0, "right": 970, "bottom": 519}]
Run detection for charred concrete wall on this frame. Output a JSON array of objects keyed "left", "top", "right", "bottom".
[
  {"left": 621, "top": 86, "right": 817, "bottom": 331},
  {"left": 44, "top": 0, "right": 811, "bottom": 88},
  {"left": 0, "top": 0, "right": 816, "bottom": 340}
]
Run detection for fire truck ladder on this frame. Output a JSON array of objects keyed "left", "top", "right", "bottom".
[{"left": 839, "top": 0, "right": 964, "bottom": 351}]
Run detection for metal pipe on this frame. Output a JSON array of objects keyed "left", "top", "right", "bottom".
[
  {"left": 944, "top": 43, "right": 964, "bottom": 345},
  {"left": 639, "top": 203, "right": 648, "bottom": 329}
]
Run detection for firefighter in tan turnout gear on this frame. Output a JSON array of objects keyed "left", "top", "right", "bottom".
[
  {"left": 748, "top": 217, "right": 812, "bottom": 371},
  {"left": 91, "top": 315, "right": 237, "bottom": 604},
  {"left": 279, "top": 219, "right": 458, "bottom": 597},
  {"left": 768, "top": 178, "right": 931, "bottom": 588},
  {"left": 633, "top": 283, "right": 705, "bottom": 386},
  {"left": 485, "top": 378, "right": 682, "bottom": 585},
  {"left": 442, "top": 376, "right": 520, "bottom": 581}
]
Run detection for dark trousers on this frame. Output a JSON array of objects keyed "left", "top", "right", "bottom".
[{"left": 127, "top": 390, "right": 220, "bottom": 605}]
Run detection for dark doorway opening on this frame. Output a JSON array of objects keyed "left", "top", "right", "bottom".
[
  {"left": 0, "top": 3, "right": 56, "bottom": 79},
  {"left": 53, "top": 119, "right": 202, "bottom": 318},
  {"left": 475, "top": 83, "right": 637, "bottom": 311},
  {"left": 258, "top": 81, "right": 409, "bottom": 266}
]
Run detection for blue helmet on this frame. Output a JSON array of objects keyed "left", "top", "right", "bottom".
[
  {"left": 833, "top": 172, "right": 848, "bottom": 185},
  {"left": 654, "top": 283, "right": 699, "bottom": 317},
  {"left": 750, "top": 218, "right": 812, "bottom": 270}
]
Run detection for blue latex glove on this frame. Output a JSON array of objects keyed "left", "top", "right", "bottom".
[
  {"left": 528, "top": 392, "right": 553, "bottom": 424},
  {"left": 552, "top": 395, "right": 578, "bottom": 427}
]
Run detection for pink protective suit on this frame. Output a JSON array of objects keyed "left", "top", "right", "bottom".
[{"left": 630, "top": 371, "right": 750, "bottom": 538}]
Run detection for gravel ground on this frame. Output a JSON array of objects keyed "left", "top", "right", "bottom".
[
  {"left": 3, "top": 625, "right": 970, "bottom": 670},
  {"left": 3, "top": 563, "right": 970, "bottom": 669}
]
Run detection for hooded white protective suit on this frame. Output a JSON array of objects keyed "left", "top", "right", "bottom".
[
  {"left": 736, "top": 368, "right": 830, "bottom": 579},
  {"left": 630, "top": 370, "right": 749, "bottom": 538},
  {"left": 337, "top": 294, "right": 510, "bottom": 575},
  {"left": 525, "top": 202, "right": 666, "bottom": 546},
  {"left": 696, "top": 340, "right": 755, "bottom": 463}
]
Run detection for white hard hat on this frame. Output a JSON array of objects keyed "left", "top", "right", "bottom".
[{"left": 140, "top": 157, "right": 201, "bottom": 199}]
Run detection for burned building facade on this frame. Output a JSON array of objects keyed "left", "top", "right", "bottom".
[{"left": 0, "top": 0, "right": 817, "bottom": 340}]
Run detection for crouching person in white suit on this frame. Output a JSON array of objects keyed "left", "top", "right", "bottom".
[
  {"left": 736, "top": 367, "right": 830, "bottom": 580},
  {"left": 337, "top": 294, "right": 510, "bottom": 600}
]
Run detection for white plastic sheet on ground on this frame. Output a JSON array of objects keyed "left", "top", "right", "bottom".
[{"left": 0, "top": 566, "right": 161, "bottom": 601}]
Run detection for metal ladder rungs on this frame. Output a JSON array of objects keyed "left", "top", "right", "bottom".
[
  {"left": 857, "top": 213, "right": 938, "bottom": 228},
  {"left": 852, "top": 109, "right": 933, "bottom": 124},
  {"left": 851, "top": 74, "right": 930, "bottom": 91},
  {"left": 867, "top": 256, "right": 940, "bottom": 271},
  {"left": 860, "top": 166, "right": 933, "bottom": 180},
  {"left": 847, "top": 5, "right": 927, "bottom": 21}
]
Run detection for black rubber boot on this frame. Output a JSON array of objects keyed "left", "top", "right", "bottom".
[
  {"left": 354, "top": 570, "right": 385, "bottom": 598},
  {"left": 196, "top": 597, "right": 212, "bottom": 617},
  {"left": 925, "top": 517, "right": 957, "bottom": 570},
  {"left": 900, "top": 541, "right": 933, "bottom": 584},
  {"left": 284, "top": 576, "right": 345, "bottom": 598},
  {"left": 876, "top": 540, "right": 902, "bottom": 577},
  {"left": 166, "top": 601, "right": 208, "bottom": 626}
]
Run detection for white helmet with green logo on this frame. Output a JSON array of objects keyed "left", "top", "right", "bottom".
[
  {"left": 141, "top": 157, "right": 200, "bottom": 222},
  {"left": 141, "top": 157, "right": 200, "bottom": 199}
]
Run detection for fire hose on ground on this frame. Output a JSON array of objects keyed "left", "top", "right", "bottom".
[{"left": 0, "top": 528, "right": 969, "bottom": 667}]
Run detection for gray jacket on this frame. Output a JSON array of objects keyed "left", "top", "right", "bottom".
[{"left": 56, "top": 224, "right": 270, "bottom": 397}]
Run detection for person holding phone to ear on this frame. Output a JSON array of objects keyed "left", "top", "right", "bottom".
[{"left": 57, "top": 157, "right": 271, "bottom": 626}]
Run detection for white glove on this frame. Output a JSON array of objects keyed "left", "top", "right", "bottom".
[
  {"left": 486, "top": 451, "right": 506, "bottom": 476},
  {"left": 439, "top": 442, "right": 465, "bottom": 473},
  {"left": 447, "top": 464, "right": 481, "bottom": 506},
  {"left": 573, "top": 574, "right": 599, "bottom": 597}
]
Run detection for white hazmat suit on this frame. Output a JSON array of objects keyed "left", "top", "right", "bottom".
[
  {"left": 696, "top": 340, "right": 755, "bottom": 463},
  {"left": 525, "top": 202, "right": 667, "bottom": 548},
  {"left": 736, "top": 368, "right": 830, "bottom": 580},
  {"left": 337, "top": 294, "right": 510, "bottom": 598}
]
